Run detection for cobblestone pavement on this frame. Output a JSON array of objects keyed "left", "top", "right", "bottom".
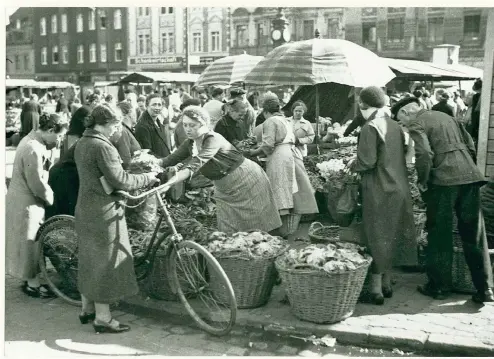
[{"left": 5, "top": 275, "right": 423, "bottom": 357}]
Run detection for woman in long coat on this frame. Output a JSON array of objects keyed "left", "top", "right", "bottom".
[
  {"left": 74, "top": 105, "right": 158, "bottom": 333},
  {"left": 249, "top": 96, "right": 318, "bottom": 237},
  {"left": 6, "top": 113, "right": 68, "bottom": 297},
  {"left": 158, "top": 106, "right": 282, "bottom": 234},
  {"left": 353, "top": 87, "right": 416, "bottom": 305},
  {"left": 20, "top": 94, "right": 42, "bottom": 139}
]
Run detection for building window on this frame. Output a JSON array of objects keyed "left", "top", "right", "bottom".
[
  {"left": 115, "top": 42, "right": 123, "bottom": 62},
  {"left": 77, "top": 13, "right": 83, "bottom": 32},
  {"left": 138, "top": 7, "right": 150, "bottom": 16},
  {"left": 145, "top": 34, "right": 151, "bottom": 54},
  {"left": 388, "top": 7, "right": 406, "bottom": 13},
  {"left": 89, "top": 9, "right": 96, "bottom": 30},
  {"left": 100, "top": 44, "right": 107, "bottom": 62},
  {"left": 256, "top": 23, "right": 264, "bottom": 46},
  {"left": 161, "top": 32, "right": 175, "bottom": 53},
  {"left": 138, "top": 34, "right": 151, "bottom": 54},
  {"left": 62, "top": 45, "right": 68, "bottom": 64},
  {"left": 210, "top": 31, "right": 220, "bottom": 52},
  {"left": 168, "top": 7, "right": 173, "bottom": 14},
  {"left": 138, "top": 34, "right": 144, "bottom": 54},
  {"left": 428, "top": 17, "right": 444, "bottom": 43},
  {"left": 41, "top": 47, "right": 47, "bottom": 65},
  {"left": 236, "top": 25, "right": 247, "bottom": 47},
  {"left": 77, "top": 45, "right": 84, "bottom": 63},
  {"left": 24, "top": 54, "right": 29, "bottom": 70},
  {"left": 192, "top": 32, "right": 203, "bottom": 52},
  {"left": 387, "top": 18, "right": 405, "bottom": 42},
  {"left": 52, "top": 46, "right": 59, "bottom": 64},
  {"left": 303, "top": 20, "right": 314, "bottom": 40},
  {"left": 362, "top": 23, "right": 377, "bottom": 45},
  {"left": 16, "top": 19, "right": 21, "bottom": 29},
  {"left": 99, "top": 9, "right": 107, "bottom": 29},
  {"left": 61, "top": 14, "right": 67, "bottom": 33},
  {"left": 327, "top": 19, "right": 340, "bottom": 39},
  {"left": 15, "top": 55, "right": 20, "bottom": 70},
  {"left": 89, "top": 43, "right": 96, "bottom": 63},
  {"left": 161, "top": 7, "right": 173, "bottom": 14},
  {"left": 464, "top": 14, "right": 481, "bottom": 40},
  {"left": 40, "top": 17, "right": 46, "bottom": 36},
  {"left": 51, "top": 14, "right": 57, "bottom": 33},
  {"left": 114, "top": 9, "right": 122, "bottom": 29}
]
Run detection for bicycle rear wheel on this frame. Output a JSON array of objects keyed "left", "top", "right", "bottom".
[
  {"left": 37, "top": 215, "right": 81, "bottom": 306},
  {"left": 169, "top": 240, "right": 236, "bottom": 336}
]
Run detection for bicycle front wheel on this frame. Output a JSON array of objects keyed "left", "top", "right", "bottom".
[
  {"left": 169, "top": 240, "right": 236, "bottom": 336},
  {"left": 37, "top": 215, "right": 81, "bottom": 306}
]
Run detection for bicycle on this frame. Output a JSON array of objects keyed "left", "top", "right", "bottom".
[{"left": 36, "top": 182, "right": 237, "bottom": 336}]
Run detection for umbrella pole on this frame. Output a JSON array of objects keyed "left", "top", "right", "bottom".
[{"left": 315, "top": 84, "right": 320, "bottom": 145}]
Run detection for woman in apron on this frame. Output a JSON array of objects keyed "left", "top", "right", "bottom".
[{"left": 249, "top": 96, "right": 318, "bottom": 236}]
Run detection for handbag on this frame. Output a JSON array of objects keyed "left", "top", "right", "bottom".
[{"left": 335, "top": 182, "right": 360, "bottom": 227}]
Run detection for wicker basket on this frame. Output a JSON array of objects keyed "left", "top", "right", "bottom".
[
  {"left": 280, "top": 214, "right": 302, "bottom": 236},
  {"left": 208, "top": 249, "right": 285, "bottom": 309},
  {"left": 308, "top": 222, "right": 340, "bottom": 244},
  {"left": 146, "top": 251, "right": 204, "bottom": 301},
  {"left": 275, "top": 257, "right": 372, "bottom": 324}
]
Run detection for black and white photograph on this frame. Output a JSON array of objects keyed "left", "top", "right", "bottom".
[{"left": 3, "top": 4, "right": 494, "bottom": 358}]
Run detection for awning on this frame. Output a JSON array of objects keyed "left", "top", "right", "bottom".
[
  {"left": 35, "top": 81, "right": 76, "bottom": 89},
  {"left": 111, "top": 72, "right": 200, "bottom": 85},
  {"left": 6, "top": 78, "right": 39, "bottom": 88},
  {"left": 94, "top": 81, "right": 117, "bottom": 87},
  {"left": 384, "top": 58, "right": 483, "bottom": 81}
]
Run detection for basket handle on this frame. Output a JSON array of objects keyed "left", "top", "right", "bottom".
[{"left": 309, "top": 222, "right": 324, "bottom": 233}]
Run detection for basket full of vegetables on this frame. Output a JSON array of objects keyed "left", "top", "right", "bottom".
[
  {"left": 275, "top": 242, "right": 372, "bottom": 324},
  {"left": 205, "top": 231, "right": 288, "bottom": 309}
]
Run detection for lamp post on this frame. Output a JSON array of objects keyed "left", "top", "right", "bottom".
[{"left": 271, "top": 8, "right": 290, "bottom": 48}]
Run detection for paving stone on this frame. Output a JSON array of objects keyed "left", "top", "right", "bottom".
[
  {"left": 250, "top": 341, "right": 269, "bottom": 350},
  {"left": 298, "top": 349, "right": 322, "bottom": 357},
  {"left": 113, "top": 313, "right": 138, "bottom": 323},
  {"left": 325, "top": 326, "right": 370, "bottom": 346},
  {"left": 225, "top": 346, "right": 249, "bottom": 356},
  {"left": 169, "top": 326, "right": 188, "bottom": 335},
  {"left": 425, "top": 334, "right": 494, "bottom": 356},
  {"left": 368, "top": 327, "right": 428, "bottom": 351},
  {"left": 277, "top": 345, "right": 299, "bottom": 355}
]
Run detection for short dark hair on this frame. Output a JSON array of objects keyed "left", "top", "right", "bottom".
[
  {"left": 211, "top": 88, "right": 224, "bottom": 98},
  {"left": 180, "top": 98, "right": 201, "bottom": 111},
  {"left": 390, "top": 97, "right": 421, "bottom": 119},
  {"left": 68, "top": 105, "right": 91, "bottom": 136},
  {"left": 105, "top": 94, "right": 113, "bottom": 102},
  {"left": 413, "top": 90, "right": 423, "bottom": 98},
  {"left": 291, "top": 100, "right": 307, "bottom": 113},
  {"left": 146, "top": 93, "right": 162, "bottom": 105},
  {"left": 39, "top": 113, "right": 69, "bottom": 133},
  {"left": 473, "top": 78, "right": 482, "bottom": 91},
  {"left": 84, "top": 105, "right": 121, "bottom": 128}
]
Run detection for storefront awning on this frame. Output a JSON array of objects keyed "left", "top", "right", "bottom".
[
  {"left": 111, "top": 72, "right": 200, "bottom": 85},
  {"left": 35, "top": 81, "right": 76, "bottom": 89},
  {"left": 384, "top": 58, "right": 483, "bottom": 81},
  {"left": 6, "top": 78, "right": 39, "bottom": 88}
]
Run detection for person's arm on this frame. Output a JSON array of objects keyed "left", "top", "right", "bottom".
[
  {"left": 160, "top": 140, "right": 191, "bottom": 168},
  {"left": 354, "top": 125, "right": 378, "bottom": 173},
  {"left": 24, "top": 148, "right": 54, "bottom": 206},
  {"left": 96, "top": 143, "right": 153, "bottom": 192},
  {"left": 134, "top": 124, "right": 153, "bottom": 150},
  {"left": 213, "top": 120, "right": 227, "bottom": 140},
  {"left": 297, "top": 121, "right": 316, "bottom": 145},
  {"left": 255, "top": 119, "right": 277, "bottom": 156},
  {"left": 408, "top": 118, "right": 433, "bottom": 192},
  {"left": 343, "top": 114, "right": 364, "bottom": 137}
]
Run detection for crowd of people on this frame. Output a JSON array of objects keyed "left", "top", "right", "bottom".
[{"left": 5, "top": 78, "right": 493, "bottom": 334}]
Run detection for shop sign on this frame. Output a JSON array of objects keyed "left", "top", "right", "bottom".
[
  {"left": 130, "top": 56, "right": 183, "bottom": 65},
  {"left": 199, "top": 56, "right": 225, "bottom": 65}
]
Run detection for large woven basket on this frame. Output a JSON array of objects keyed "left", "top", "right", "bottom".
[
  {"left": 275, "top": 257, "right": 372, "bottom": 324},
  {"left": 280, "top": 214, "right": 302, "bottom": 236},
  {"left": 208, "top": 249, "right": 285, "bottom": 309},
  {"left": 146, "top": 251, "right": 204, "bottom": 301},
  {"left": 308, "top": 222, "right": 340, "bottom": 244}
]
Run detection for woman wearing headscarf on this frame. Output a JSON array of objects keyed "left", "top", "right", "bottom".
[
  {"left": 6, "top": 113, "right": 69, "bottom": 297},
  {"left": 157, "top": 106, "right": 282, "bottom": 234},
  {"left": 113, "top": 101, "right": 141, "bottom": 169},
  {"left": 248, "top": 96, "right": 318, "bottom": 236},
  {"left": 351, "top": 86, "right": 416, "bottom": 305},
  {"left": 287, "top": 100, "right": 315, "bottom": 158},
  {"left": 74, "top": 105, "right": 159, "bottom": 333}
]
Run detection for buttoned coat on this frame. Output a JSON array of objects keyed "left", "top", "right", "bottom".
[
  {"left": 134, "top": 111, "right": 172, "bottom": 158},
  {"left": 74, "top": 129, "right": 152, "bottom": 303}
]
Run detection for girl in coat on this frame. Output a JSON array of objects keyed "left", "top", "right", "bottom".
[
  {"left": 352, "top": 86, "right": 416, "bottom": 305},
  {"left": 6, "top": 113, "right": 68, "bottom": 298},
  {"left": 74, "top": 105, "right": 159, "bottom": 333},
  {"left": 157, "top": 106, "right": 282, "bottom": 234},
  {"left": 287, "top": 100, "right": 316, "bottom": 158}
]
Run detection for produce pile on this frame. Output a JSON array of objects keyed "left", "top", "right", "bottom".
[
  {"left": 277, "top": 242, "right": 370, "bottom": 273},
  {"left": 336, "top": 136, "right": 358, "bottom": 146},
  {"left": 205, "top": 231, "right": 287, "bottom": 259},
  {"left": 317, "top": 158, "right": 359, "bottom": 192},
  {"left": 235, "top": 136, "right": 258, "bottom": 152},
  {"left": 407, "top": 164, "right": 426, "bottom": 211}
]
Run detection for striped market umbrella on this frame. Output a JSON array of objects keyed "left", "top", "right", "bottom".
[
  {"left": 243, "top": 38, "right": 395, "bottom": 87},
  {"left": 195, "top": 53, "right": 264, "bottom": 87}
]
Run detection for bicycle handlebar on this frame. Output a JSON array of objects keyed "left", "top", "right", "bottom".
[{"left": 115, "top": 182, "right": 170, "bottom": 201}]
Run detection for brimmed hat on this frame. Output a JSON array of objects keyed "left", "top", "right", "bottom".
[{"left": 230, "top": 87, "right": 246, "bottom": 97}]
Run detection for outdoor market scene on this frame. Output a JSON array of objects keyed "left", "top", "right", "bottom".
[{"left": 4, "top": 6, "right": 494, "bottom": 357}]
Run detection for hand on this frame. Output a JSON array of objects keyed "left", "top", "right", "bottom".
[
  {"left": 243, "top": 149, "right": 253, "bottom": 157},
  {"left": 145, "top": 172, "right": 160, "bottom": 185}
]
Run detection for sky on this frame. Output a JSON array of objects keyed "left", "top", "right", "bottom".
[{"left": 5, "top": 7, "right": 18, "bottom": 25}]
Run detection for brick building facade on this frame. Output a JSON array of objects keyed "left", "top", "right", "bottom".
[{"left": 6, "top": 8, "right": 35, "bottom": 79}]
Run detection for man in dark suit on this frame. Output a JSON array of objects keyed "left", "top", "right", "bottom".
[
  {"left": 431, "top": 89, "right": 454, "bottom": 117},
  {"left": 134, "top": 93, "right": 172, "bottom": 158},
  {"left": 392, "top": 97, "right": 494, "bottom": 303}
]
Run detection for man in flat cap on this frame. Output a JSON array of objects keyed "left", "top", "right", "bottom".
[{"left": 391, "top": 96, "right": 494, "bottom": 303}]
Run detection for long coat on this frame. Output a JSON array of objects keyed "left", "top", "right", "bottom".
[
  {"left": 74, "top": 129, "right": 152, "bottom": 303},
  {"left": 354, "top": 110, "right": 417, "bottom": 273},
  {"left": 20, "top": 100, "right": 41, "bottom": 138},
  {"left": 134, "top": 111, "right": 172, "bottom": 158},
  {"left": 5, "top": 132, "right": 54, "bottom": 279},
  {"left": 113, "top": 123, "right": 142, "bottom": 169}
]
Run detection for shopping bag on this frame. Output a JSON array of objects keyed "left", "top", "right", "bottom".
[{"left": 335, "top": 183, "right": 359, "bottom": 227}]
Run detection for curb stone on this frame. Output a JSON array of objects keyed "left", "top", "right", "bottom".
[
  {"left": 368, "top": 327, "right": 428, "bottom": 351},
  {"left": 424, "top": 334, "right": 494, "bottom": 356}
]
